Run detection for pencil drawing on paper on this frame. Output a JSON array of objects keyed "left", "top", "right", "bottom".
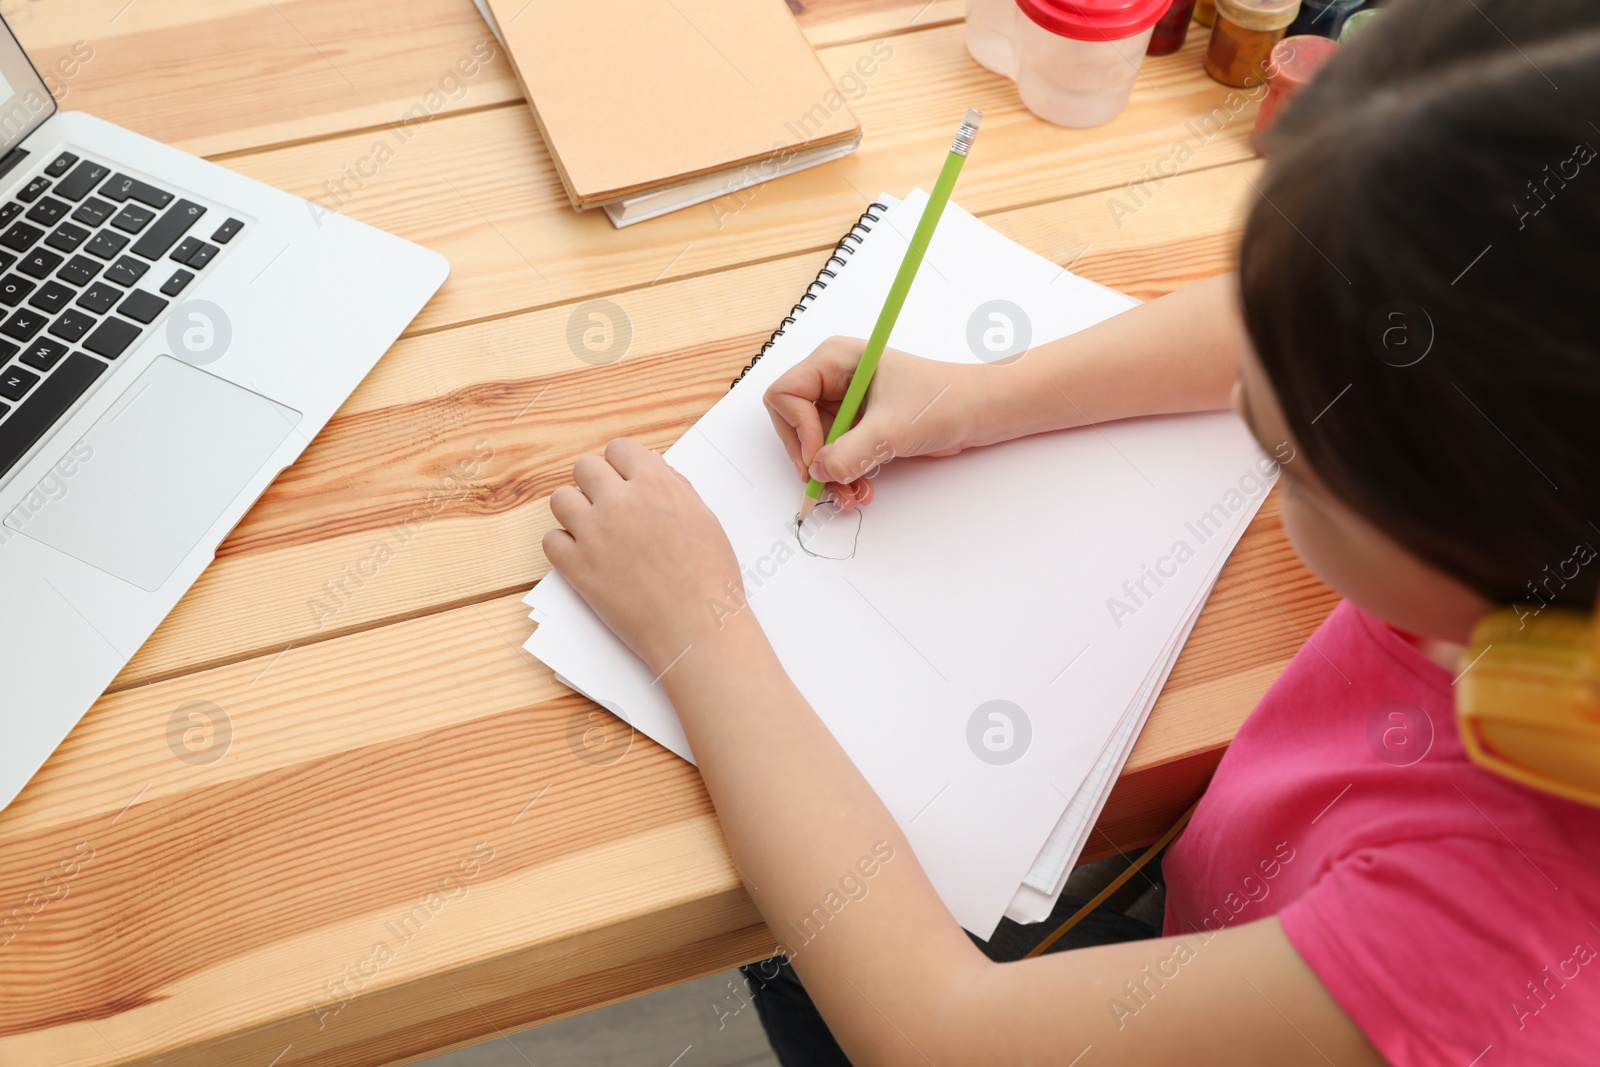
[{"left": 793, "top": 499, "right": 863, "bottom": 560}]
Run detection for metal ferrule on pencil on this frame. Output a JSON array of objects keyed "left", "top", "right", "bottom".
[{"left": 951, "top": 108, "right": 983, "bottom": 156}]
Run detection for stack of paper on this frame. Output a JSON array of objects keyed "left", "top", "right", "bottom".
[{"left": 523, "top": 192, "right": 1272, "bottom": 938}]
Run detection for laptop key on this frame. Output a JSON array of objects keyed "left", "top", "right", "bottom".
[
  {"left": 211, "top": 218, "right": 244, "bottom": 244},
  {"left": 0, "top": 274, "right": 35, "bottom": 305},
  {"left": 85, "top": 230, "right": 128, "bottom": 260},
  {"left": 0, "top": 222, "right": 43, "bottom": 253},
  {"left": 76, "top": 282, "right": 121, "bottom": 314},
  {"left": 0, "top": 340, "right": 17, "bottom": 363},
  {"left": 185, "top": 242, "right": 219, "bottom": 270},
  {"left": 100, "top": 173, "right": 174, "bottom": 209},
  {"left": 104, "top": 256, "right": 147, "bottom": 286},
  {"left": 57, "top": 255, "right": 102, "bottom": 286},
  {"left": 19, "top": 249, "right": 63, "bottom": 279},
  {"left": 171, "top": 236, "right": 203, "bottom": 264},
  {"left": 83, "top": 316, "right": 140, "bottom": 359},
  {"left": 160, "top": 269, "right": 194, "bottom": 296},
  {"left": 18, "top": 338, "right": 67, "bottom": 371},
  {"left": 72, "top": 197, "right": 114, "bottom": 227},
  {"left": 0, "top": 204, "right": 17, "bottom": 228},
  {"left": 44, "top": 152, "right": 78, "bottom": 178},
  {"left": 54, "top": 161, "right": 111, "bottom": 202},
  {"left": 131, "top": 199, "right": 204, "bottom": 260},
  {"left": 16, "top": 176, "right": 50, "bottom": 203},
  {"left": 0, "top": 352, "right": 106, "bottom": 477},
  {"left": 0, "top": 364, "right": 39, "bottom": 400},
  {"left": 27, "top": 281, "right": 73, "bottom": 315},
  {"left": 45, "top": 223, "right": 90, "bottom": 253},
  {"left": 49, "top": 309, "right": 96, "bottom": 343},
  {"left": 110, "top": 203, "right": 157, "bottom": 233},
  {"left": 117, "top": 290, "right": 168, "bottom": 324},
  {"left": 25, "top": 197, "right": 67, "bottom": 226},
  {"left": 0, "top": 307, "right": 46, "bottom": 342}
]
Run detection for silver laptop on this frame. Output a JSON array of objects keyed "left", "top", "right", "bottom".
[{"left": 0, "top": 19, "right": 448, "bottom": 810}]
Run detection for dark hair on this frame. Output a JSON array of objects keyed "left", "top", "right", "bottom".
[{"left": 1240, "top": 0, "right": 1600, "bottom": 610}]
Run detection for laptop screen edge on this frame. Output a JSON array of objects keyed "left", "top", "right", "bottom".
[{"left": 0, "top": 13, "right": 59, "bottom": 157}]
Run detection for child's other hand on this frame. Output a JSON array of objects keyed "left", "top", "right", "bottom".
[
  {"left": 764, "top": 337, "right": 981, "bottom": 510},
  {"left": 543, "top": 439, "right": 744, "bottom": 676}
]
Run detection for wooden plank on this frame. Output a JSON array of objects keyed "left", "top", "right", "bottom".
[
  {"left": 1, "top": 0, "right": 961, "bottom": 160},
  {"left": 0, "top": 598, "right": 755, "bottom": 1062},
  {"left": 114, "top": 160, "right": 1270, "bottom": 688},
  {"left": 1, "top": 558, "right": 1334, "bottom": 1065},
  {"left": 222, "top": 23, "right": 1258, "bottom": 336},
  {"left": 0, "top": 594, "right": 766, "bottom": 1067},
  {"left": 3, "top": 0, "right": 514, "bottom": 159}
]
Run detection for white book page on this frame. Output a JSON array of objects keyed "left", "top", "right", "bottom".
[{"left": 525, "top": 192, "right": 1272, "bottom": 936}]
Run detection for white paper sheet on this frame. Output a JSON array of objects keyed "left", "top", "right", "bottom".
[
  {"left": 524, "top": 192, "right": 1273, "bottom": 937},
  {"left": 1005, "top": 573, "right": 1216, "bottom": 924}
]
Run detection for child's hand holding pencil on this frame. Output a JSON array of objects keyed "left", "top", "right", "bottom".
[{"left": 763, "top": 338, "right": 992, "bottom": 511}]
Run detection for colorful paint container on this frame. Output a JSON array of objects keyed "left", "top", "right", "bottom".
[
  {"left": 1148, "top": 0, "right": 1200, "bottom": 56},
  {"left": 1205, "top": 0, "right": 1301, "bottom": 88},
  {"left": 1252, "top": 35, "right": 1339, "bottom": 149},
  {"left": 1338, "top": 8, "right": 1379, "bottom": 42},
  {"left": 1286, "top": 0, "right": 1366, "bottom": 40},
  {"left": 1195, "top": 0, "right": 1217, "bottom": 26}
]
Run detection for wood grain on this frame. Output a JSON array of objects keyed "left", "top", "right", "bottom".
[
  {"left": 217, "top": 23, "right": 1259, "bottom": 337},
  {"left": 0, "top": 2, "right": 1344, "bottom": 1064},
  {"left": 0, "top": 562, "right": 1333, "bottom": 1065},
  {"left": 115, "top": 161, "right": 1273, "bottom": 689},
  {"left": 1, "top": 0, "right": 961, "bottom": 160},
  {"left": 0, "top": 595, "right": 764, "bottom": 1066}
]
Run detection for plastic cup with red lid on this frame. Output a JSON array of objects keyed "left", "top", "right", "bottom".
[{"left": 1012, "top": 0, "right": 1174, "bottom": 126}]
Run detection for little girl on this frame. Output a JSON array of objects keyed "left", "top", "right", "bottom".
[{"left": 540, "top": 0, "right": 1600, "bottom": 1062}]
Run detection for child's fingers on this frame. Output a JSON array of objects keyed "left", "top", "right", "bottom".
[
  {"left": 541, "top": 527, "right": 579, "bottom": 570},
  {"left": 830, "top": 476, "right": 874, "bottom": 510},
  {"left": 602, "top": 437, "right": 659, "bottom": 480},
  {"left": 768, "top": 337, "right": 867, "bottom": 405},
  {"left": 573, "top": 452, "right": 624, "bottom": 501},
  {"left": 549, "top": 484, "right": 592, "bottom": 532},
  {"left": 810, "top": 419, "right": 890, "bottom": 486},
  {"left": 764, "top": 399, "right": 810, "bottom": 479},
  {"left": 767, "top": 391, "right": 832, "bottom": 472}
]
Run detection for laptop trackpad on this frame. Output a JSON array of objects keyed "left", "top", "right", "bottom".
[{"left": 4, "top": 356, "right": 301, "bottom": 591}]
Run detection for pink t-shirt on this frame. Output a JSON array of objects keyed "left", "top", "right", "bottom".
[{"left": 1163, "top": 600, "right": 1600, "bottom": 1066}]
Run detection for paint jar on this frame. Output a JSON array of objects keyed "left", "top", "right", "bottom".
[
  {"left": 1014, "top": 0, "right": 1174, "bottom": 126},
  {"left": 1338, "top": 8, "right": 1378, "bottom": 42},
  {"left": 1195, "top": 0, "right": 1217, "bottom": 26},
  {"left": 1285, "top": 0, "right": 1365, "bottom": 40},
  {"left": 966, "top": 0, "right": 1020, "bottom": 77},
  {"left": 1252, "top": 35, "right": 1338, "bottom": 149},
  {"left": 1148, "top": 0, "right": 1199, "bottom": 56},
  {"left": 1205, "top": 0, "right": 1300, "bottom": 88}
]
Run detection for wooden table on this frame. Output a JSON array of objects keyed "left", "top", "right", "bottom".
[{"left": 0, "top": 3, "right": 1338, "bottom": 1064}]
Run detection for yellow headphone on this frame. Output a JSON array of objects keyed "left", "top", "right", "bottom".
[{"left": 1456, "top": 605, "right": 1600, "bottom": 806}]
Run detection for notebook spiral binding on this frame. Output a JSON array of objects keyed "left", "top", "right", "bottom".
[{"left": 729, "top": 202, "right": 889, "bottom": 391}]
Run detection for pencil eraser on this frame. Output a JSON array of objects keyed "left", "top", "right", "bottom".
[{"left": 964, "top": 108, "right": 983, "bottom": 128}]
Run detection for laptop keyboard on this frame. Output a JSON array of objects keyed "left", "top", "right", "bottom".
[{"left": 0, "top": 150, "right": 245, "bottom": 482}]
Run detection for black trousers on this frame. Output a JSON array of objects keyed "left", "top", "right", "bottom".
[{"left": 740, "top": 861, "right": 1164, "bottom": 1067}]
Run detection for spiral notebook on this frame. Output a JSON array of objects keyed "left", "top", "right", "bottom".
[{"left": 523, "top": 192, "right": 1271, "bottom": 937}]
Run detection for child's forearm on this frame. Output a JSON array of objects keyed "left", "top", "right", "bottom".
[
  {"left": 660, "top": 614, "right": 990, "bottom": 1066},
  {"left": 966, "top": 273, "right": 1248, "bottom": 447}
]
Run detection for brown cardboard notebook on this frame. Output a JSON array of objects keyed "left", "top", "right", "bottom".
[{"left": 484, "top": 0, "right": 862, "bottom": 216}]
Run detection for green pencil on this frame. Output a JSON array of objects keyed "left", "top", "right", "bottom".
[{"left": 798, "top": 108, "right": 982, "bottom": 521}]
